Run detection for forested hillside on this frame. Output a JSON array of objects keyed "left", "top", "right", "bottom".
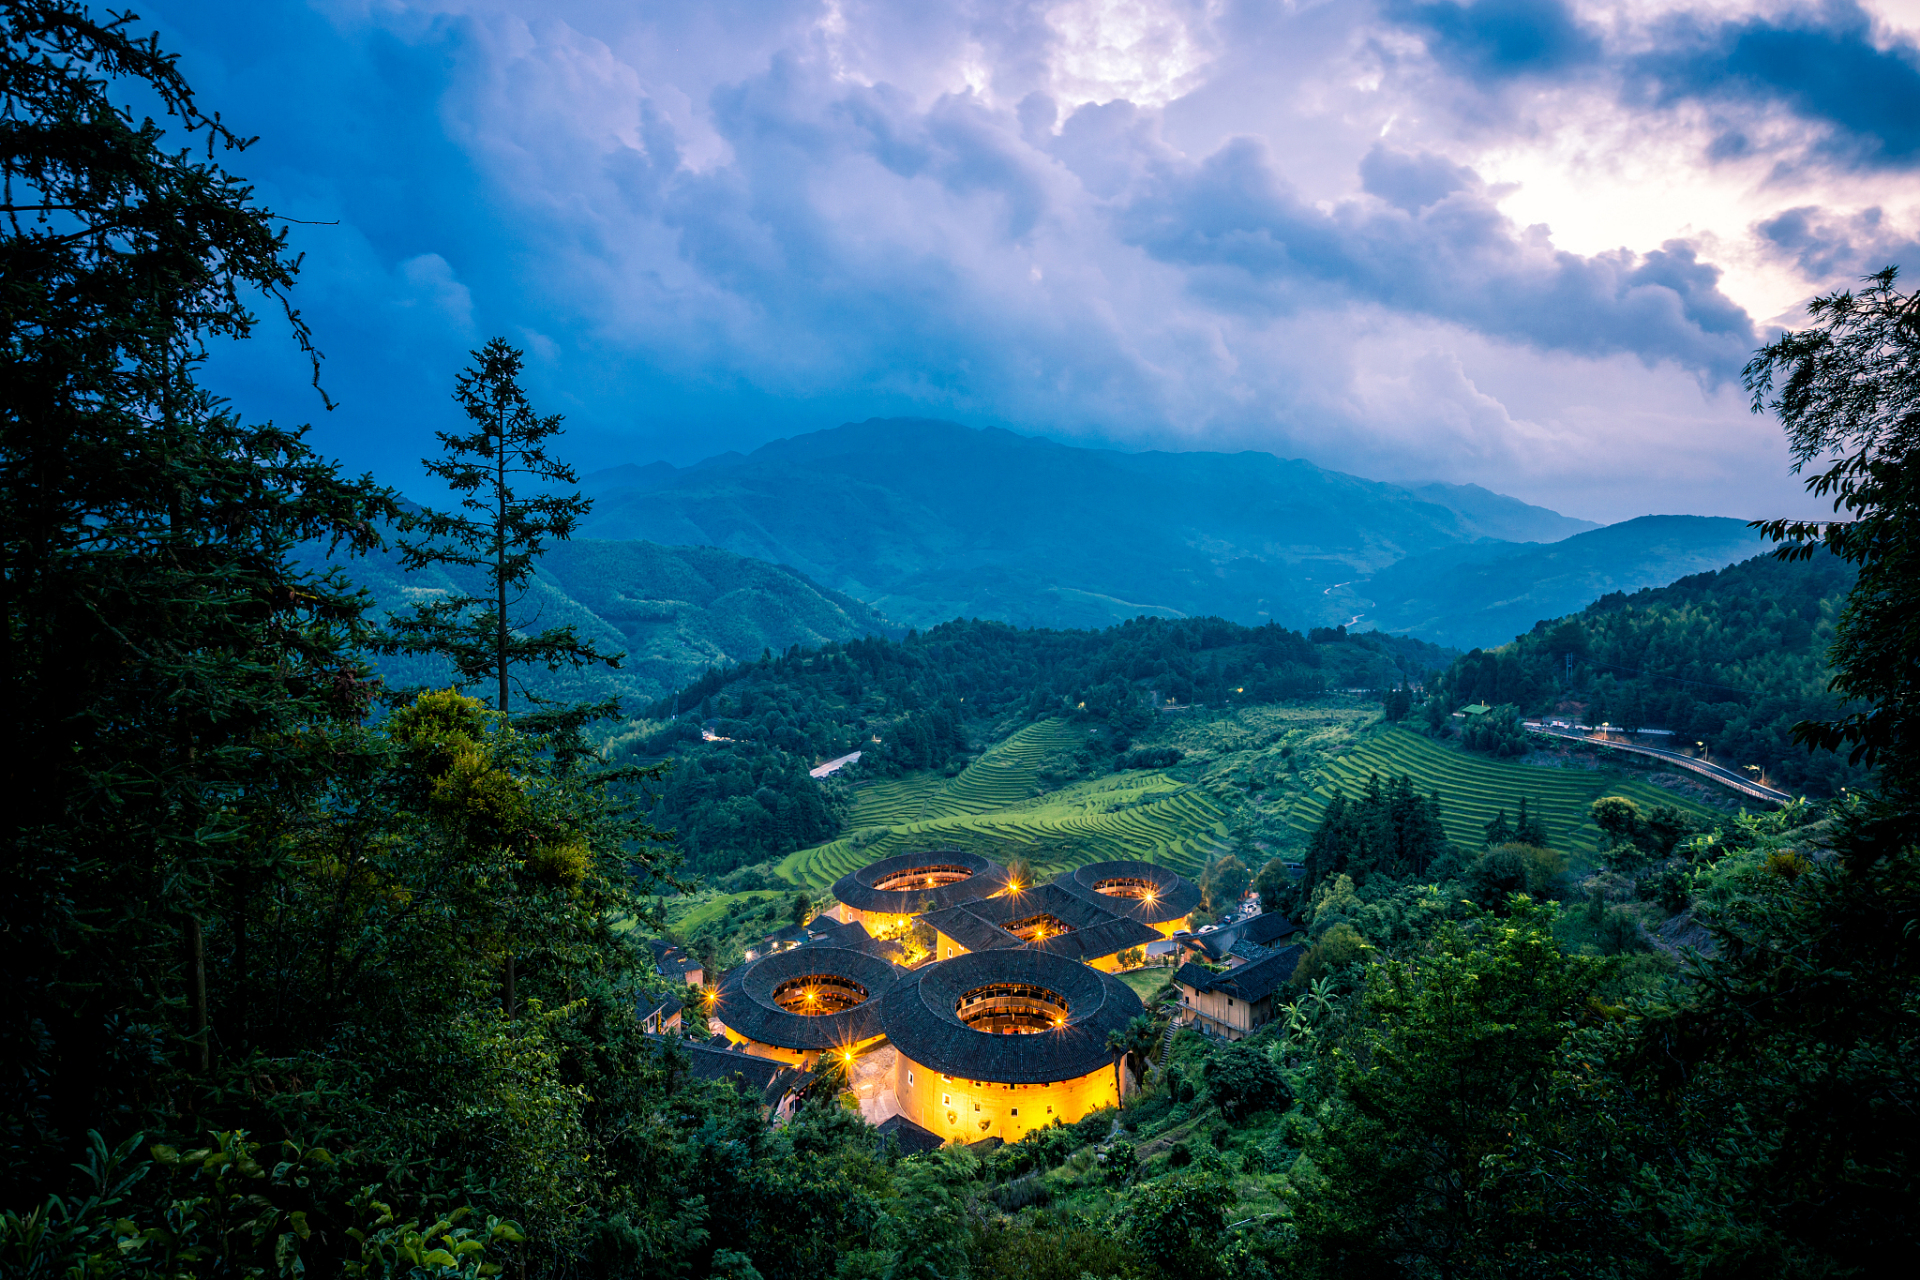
[
  {"left": 300, "top": 532, "right": 900, "bottom": 707},
  {"left": 1430, "top": 549, "right": 1870, "bottom": 795},
  {"left": 615, "top": 615, "right": 1452, "bottom": 875},
  {"left": 1355, "top": 514, "right": 1765, "bottom": 649}
]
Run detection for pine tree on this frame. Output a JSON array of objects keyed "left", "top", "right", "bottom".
[
  {"left": 381, "top": 338, "right": 620, "bottom": 718},
  {"left": 1483, "top": 809, "right": 1513, "bottom": 847},
  {"left": 1513, "top": 796, "right": 1547, "bottom": 846}
]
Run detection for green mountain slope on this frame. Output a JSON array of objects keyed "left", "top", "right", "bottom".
[
  {"left": 580, "top": 419, "right": 1603, "bottom": 630},
  {"left": 1352, "top": 515, "right": 1766, "bottom": 649},
  {"left": 301, "top": 537, "right": 900, "bottom": 708},
  {"left": 1429, "top": 549, "right": 1867, "bottom": 797}
]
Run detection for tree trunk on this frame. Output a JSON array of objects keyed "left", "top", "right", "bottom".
[
  {"left": 496, "top": 413, "right": 508, "bottom": 718},
  {"left": 188, "top": 916, "right": 209, "bottom": 1074}
]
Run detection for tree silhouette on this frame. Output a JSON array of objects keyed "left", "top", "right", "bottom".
[{"left": 382, "top": 338, "right": 620, "bottom": 718}]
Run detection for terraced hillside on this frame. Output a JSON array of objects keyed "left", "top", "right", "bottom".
[
  {"left": 1286, "top": 726, "right": 1722, "bottom": 857},
  {"left": 779, "top": 719, "right": 1231, "bottom": 890}
]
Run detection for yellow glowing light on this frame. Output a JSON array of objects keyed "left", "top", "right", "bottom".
[{"left": 805, "top": 989, "right": 817, "bottom": 1003}]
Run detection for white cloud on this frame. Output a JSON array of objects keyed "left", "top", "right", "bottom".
[{"left": 289, "top": 0, "right": 1896, "bottom": 518}]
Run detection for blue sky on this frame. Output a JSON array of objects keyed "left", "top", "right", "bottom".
[{"left": 143, "top": 0, "right": 1920, "bottom": 522}]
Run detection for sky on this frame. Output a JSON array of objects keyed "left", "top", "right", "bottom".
[{"left": 142, "top": 0, "right": 1920, "bottom": 523}]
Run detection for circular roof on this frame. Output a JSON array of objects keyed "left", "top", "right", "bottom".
[
  {"left": 1055, "top": 859, "right": 1201, "bottom": 928},
  {"left": 831, "top": 848, "right": 1010, "bottom": 916},
  {"left": 878, "top": 949, "right": 1145, "bottom": 1084},
  {"left": 712, "top": 946, "right": 902, "bottom": 1052}
]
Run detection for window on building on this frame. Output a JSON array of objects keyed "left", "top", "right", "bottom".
[
  {"left": 908, "top": 1072, "right": 914, "bottom": 1086},
  {"left": 1011, "top": 1108, "right": 1018, "bottom": 1117},
  {"left": 943, "top": 1094, "right": 950, "bottom": 1105}
]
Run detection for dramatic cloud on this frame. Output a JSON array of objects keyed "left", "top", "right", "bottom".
[{"left": 144, "top": 0, "right": 1920, "bottom": 522}]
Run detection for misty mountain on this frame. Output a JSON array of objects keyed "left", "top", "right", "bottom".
[
  {"left": 1407, "top": 481, "right": 1599, "bottom": 543},
  {"left": 1352, "top": 515, "right": 1767, "bottom": 650},
  {"left": 580, "top": 418, "right": 1601, "bottom": 630},
  {"left": 303, "top": 536, "right": 899, "bottom": 709}
]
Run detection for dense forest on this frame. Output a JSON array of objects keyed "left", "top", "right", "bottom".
[
  {"left": 1428, "top": 549, "right": 1873, "bottom": 794},
  {"left": 4, "top": 7, "right": 1915, "bottom": 1278},
  {"left": 612, "top": 618, "right": 1450, "bottom": 874}
]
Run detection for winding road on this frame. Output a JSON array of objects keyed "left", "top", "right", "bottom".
[{"left": 1525, "top": 723, "right": 1792, "bottom": 805}]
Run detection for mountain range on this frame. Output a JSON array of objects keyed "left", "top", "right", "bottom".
[
  {"left": 307, "top": 419, "right": 1772, "bottom": 706},
  {"left": 581, "top": 419, "right": 1758, "bottom": 645},
  {"left": 580, "top": 418, "right": 1608, "bottom": 632},
  {"left": 1341, "top": 515, "right": 1765, "bottom": 649}
]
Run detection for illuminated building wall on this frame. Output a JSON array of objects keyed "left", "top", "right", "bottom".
[{"left": 891, "top": 1053, "right": 1122, "bottom": 1144}]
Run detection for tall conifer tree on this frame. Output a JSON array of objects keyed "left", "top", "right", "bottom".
[{"left": 382, "top": 338, "right": 620, "bottom": 717}]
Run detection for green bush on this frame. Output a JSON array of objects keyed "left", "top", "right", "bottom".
[{"left": 1202, "top": 1041, "right": 1289, "bottom": 1120}]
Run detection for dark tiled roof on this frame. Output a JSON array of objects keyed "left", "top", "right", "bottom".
[
  {"left": 648, "top": 937, "right": 703, "bottom": 981},
  {"left": 1175, "top": 945, "right": 1306, "bottom": 1004},
  {"left": 1053, "top": 860, "right": 1202, "bottom": 929},
  {"left": 1181, "top": 911, "right": 1299, "bottom": 962},
  {"left": 832, "top": 849, "right": 1009, "bottom": 916},
  {"left": 1030, "top": 916, "right": 1161, "bottom": 964},
  {"left": 1241, "top": 912, "right": 1300, "bottom": 948},
  {"left": 764, "top": 921, "right": 810, "bottom": 946},
  {"left": 1173, "top": 960, "right": 1221, "bottom": 990},
  {"left": 645, "top": 1035, "right": 814, "bottom": 1107},
  {"left": 875, "top": 1114, "right": 945, "bottom": 1156},
  {"left": 712, "top": 945, "right": 903, "bottom": 1051},
  {"left": 924, "top": 883, "right": 1156, "bottom": 962},
  {"left": 922, "top": 904, "right": 1024, "bottom": 953},
  {"left": 878, "top": 949, "right": 1144, "bottom": 1084},
  {"left": 639, "top": 991, "right": 685, "bottom": 1021},
  {"left": 801, "top": 919, "right": 909, "bottom": 965}
]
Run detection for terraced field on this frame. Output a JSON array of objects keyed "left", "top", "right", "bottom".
[
  {"left": 1285, "top": 726, "right": 1725, "bottom": 857},
  {"left": 778, "top": 719, "right": 1231, "bottom": 890}
]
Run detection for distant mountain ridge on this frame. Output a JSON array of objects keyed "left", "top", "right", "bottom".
[
  {"left": 1407, "top": 481, "right": 1599, "bottom": 544},
  {"left": 581, "top": 419, "right": 1716, "bottom": 632},
  {"left": 581, "top": 419, "right": 1607, "bottom": 630},
  {"left": 300, "top": 536, "right": 900, "bottom": 708},
  {"left": 1351, "top": 515, "right": 1767, "bottom": 650}
]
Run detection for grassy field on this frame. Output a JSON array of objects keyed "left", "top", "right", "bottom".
[
  {"left": 1283, "top": 726, "right": 1723, "bottom": 858},
  {"left": 1116, "top": 967, "right": 1176, "bottom": 1002},
  {"left": 778, "top": 719, "right": 1232, "bottom": 890}
]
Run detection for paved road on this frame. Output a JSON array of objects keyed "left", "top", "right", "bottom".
[{"left": 1526, "top": 724, "right": 1793, "bottom": 805}]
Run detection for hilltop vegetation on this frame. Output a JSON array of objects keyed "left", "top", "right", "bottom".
[{"left": 1428, "top": 549, "right": 1871, "bottom": 795}]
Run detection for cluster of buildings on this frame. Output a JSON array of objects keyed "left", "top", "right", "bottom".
[{"left": 644, "top": 848, "right": 1305, "bottom": 1145}]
